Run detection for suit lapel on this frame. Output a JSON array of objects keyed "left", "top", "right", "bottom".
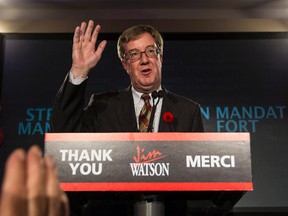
[
  {"left": 158, "top": 88, "right": 178, "bottom": 132},
  {"left": 114, "top": 87, "right": 138, "bottom": 132}
]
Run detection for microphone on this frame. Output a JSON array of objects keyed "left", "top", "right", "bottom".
[
  {"left": 152, "top": 90, "right": 164, "bottom": 100},
  {"left": 147, "top": 90, "right": 164, "bottom": 132}
]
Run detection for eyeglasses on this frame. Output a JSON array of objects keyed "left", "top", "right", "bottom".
[{"left": 123, "top": 46, "right": 160, "bottom": 63}]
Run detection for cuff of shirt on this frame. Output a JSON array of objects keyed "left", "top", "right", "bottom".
[{"left": 69, "top": 71, "right": 88, "bottom": 85}]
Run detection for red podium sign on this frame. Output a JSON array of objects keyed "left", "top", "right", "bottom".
[{"left": 44, "top": 132, "right": 253, "bottom": 192}]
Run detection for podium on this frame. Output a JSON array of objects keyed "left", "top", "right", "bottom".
[{"left": 44, "top": 132, "right": 253, "bottom": 216}]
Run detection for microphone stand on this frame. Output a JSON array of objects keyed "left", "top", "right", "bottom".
[
  {"left": 134, "top": 194, "right": 164, "bottom": 216},
  {"left": 147, "top": 91, "right": 163, "bottom": 132},
  {"left": 134, "top": 91, "right": 165, "bottom": 216}
]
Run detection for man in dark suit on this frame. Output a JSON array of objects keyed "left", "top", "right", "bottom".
[
  {"left": 51, "top": 20, "right": 204, "bottom": 216},
  {"left": 51, "top": 20, "right": 203, "bottom": 133}
]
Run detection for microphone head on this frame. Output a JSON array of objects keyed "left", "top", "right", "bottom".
[
  {"left": 152, "top": 90, "right": 158, "bottom": 99},
  {"left": 152, "top": 90, "right": 164, "bottom": 99},
  {"left": 157, "top": 90, "right": 164, "bottom": 98}
]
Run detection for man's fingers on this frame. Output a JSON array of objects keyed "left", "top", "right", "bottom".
[
  {"left": 84, "top": 20, "right": 94, "bottom": 41},
  {"left": 45, "top": 155, "right": 62, "bottom": 216},
  {"left": 60, "top": 193, "right": 70, "bottom": 216},
  {"left": 79, "top": 21, "right": 87, "bottom": 43},
  {"left": 91, "top": 24, "right": 101, "bottom": 44},
  {"left": 80, "top": 21, "right": 87, "bottom": 36},
  {"left": 0, "top": 149, "right": 27, "bottom": 216},
  {"left": 91, "top": 24, "right": 107, "bottom": 61},
  {"left": 45, "top": 155, "right": 70, "bottom": 216},
  {"left": 27, "top": 145, "right": 47, "bottom": 216},
  {"left": 2, "top": 149, "right": 26, "bottom": 193},
  {"left": 96, "top": 40, "right": 107, "bottom": 58},
  {"left": 73, "top": 26, "right": 81, "bottom": 44}
]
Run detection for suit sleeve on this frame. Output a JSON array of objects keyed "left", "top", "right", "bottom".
[{"left": 50, "top": 74, "right": 87, "bottom": 132}]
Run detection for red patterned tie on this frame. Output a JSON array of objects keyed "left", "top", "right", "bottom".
[{"left": 139, "top": 93, "right": 152, "bottom": 132}]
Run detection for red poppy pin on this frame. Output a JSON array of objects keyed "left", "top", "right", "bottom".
[{"left": 163, "top": 112, "right": 174, "bottom": 124}]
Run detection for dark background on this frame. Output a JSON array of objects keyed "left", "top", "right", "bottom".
[{"left": 0, "top": 32, "right": 287, "bottom": 214}]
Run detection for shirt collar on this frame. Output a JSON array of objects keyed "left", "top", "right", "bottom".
[{"left": 131, "top": 86, "right": 162, "bottom": 102}]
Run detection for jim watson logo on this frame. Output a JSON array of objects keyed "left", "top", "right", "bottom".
[{"left": 130, "top": 146, "right": 170, "bottom": 176}]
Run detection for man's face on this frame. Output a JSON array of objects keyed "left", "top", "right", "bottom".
[{"left": 122, "top": 32, "right": 163, "bottom": 93}]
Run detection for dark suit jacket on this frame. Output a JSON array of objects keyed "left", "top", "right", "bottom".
[{"left": 51, "top": 75, "right": 204, "bottom": 133}]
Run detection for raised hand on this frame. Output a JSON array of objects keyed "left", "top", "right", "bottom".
[{"left": 71, "top": 20, "right": 107, "bottom": 78}]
